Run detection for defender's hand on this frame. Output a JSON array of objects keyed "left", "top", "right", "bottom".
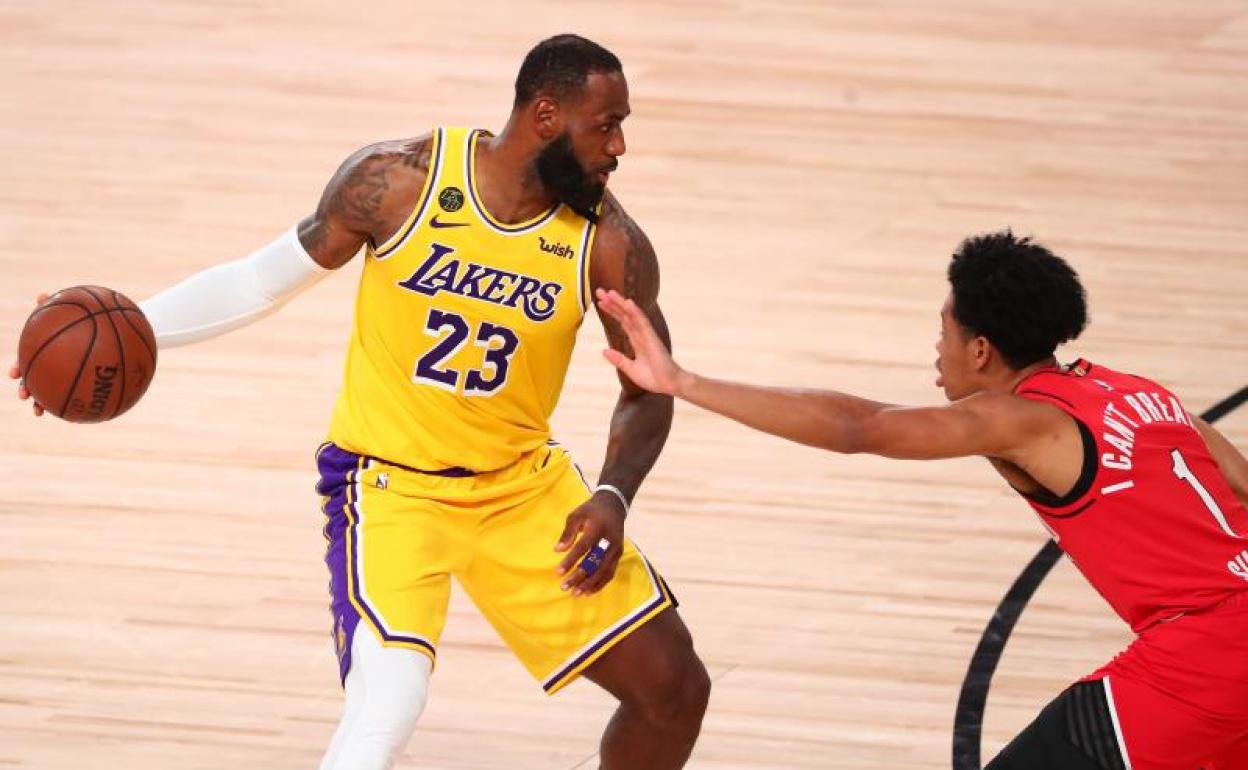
[
  {"left": 596, "top": 288, "right": 687, "bottom": 396},
  {"left": 11, "top": 292, "right": 50, "bottom": 416},
  {"left": 554, "top": 492, "right": 627, "bottom": 597}
]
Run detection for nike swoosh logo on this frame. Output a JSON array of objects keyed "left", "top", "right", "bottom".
[{"left": 429, "top": 215, "right": 470, "bottom": 229}]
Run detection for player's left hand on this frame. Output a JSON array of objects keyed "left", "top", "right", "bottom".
[{"left": 555, "top": 491, "right": 627, "bottom": 597}]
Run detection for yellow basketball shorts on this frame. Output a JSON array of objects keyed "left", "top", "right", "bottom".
[{"left": 315, "top": 440, "right": 676, "bottom": 694}]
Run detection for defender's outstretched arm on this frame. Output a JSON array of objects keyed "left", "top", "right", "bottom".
[{"left": 596, "top": 288, "right": 1045, "bottom": 463}]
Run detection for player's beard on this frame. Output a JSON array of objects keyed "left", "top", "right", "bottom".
[{"left": 535, "top": 132, "right": 608, "bottom": 223}]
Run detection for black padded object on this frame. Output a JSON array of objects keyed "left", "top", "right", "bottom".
[{"left": 986, "top": 681, "right": 1127, "bottom": 770}]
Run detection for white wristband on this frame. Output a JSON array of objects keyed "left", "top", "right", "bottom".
[{"left": 594, "top": 484, "right": 630, "bottom": 515}]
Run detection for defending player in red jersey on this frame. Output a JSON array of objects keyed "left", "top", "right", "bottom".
[{"left": 596, "top": 231, "right": 1248, "bottom": 770}]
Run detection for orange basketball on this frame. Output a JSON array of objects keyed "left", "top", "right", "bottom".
[{"left": 16, "top": 286, "right": 158, "bottom": 423}]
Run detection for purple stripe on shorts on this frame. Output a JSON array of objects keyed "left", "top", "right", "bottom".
[
  {"left": 318, "top": 444, "right": 365, "bottom": 685},
  {"left": 317, "top": 442, "right": 437, "bottom": 686}
]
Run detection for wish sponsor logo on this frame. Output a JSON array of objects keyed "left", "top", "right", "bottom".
[
  {"left": 538, "top": 236, "right": 575, "bottom": 259},
  {"left": 398, "top": 243, "right": 563, "bottom": 322}
]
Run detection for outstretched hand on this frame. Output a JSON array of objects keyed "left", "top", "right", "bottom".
[
  {"left": 595, "top": 288, "right": 688, "bottom": 397},
  {"left": 10, "top": 292, "right": 50, "bottom": 416}
]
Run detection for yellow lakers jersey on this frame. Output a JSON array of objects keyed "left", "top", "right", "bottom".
[{"left": 327, "top": 127, "right": 599, "bottom": 471}]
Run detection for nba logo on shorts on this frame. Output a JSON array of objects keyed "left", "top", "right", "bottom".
[{"left": 376, "top": 473, "right": 389, "bottom": 490}]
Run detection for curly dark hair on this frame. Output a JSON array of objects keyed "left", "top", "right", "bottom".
[
  {"left": 514, "top": 34, "right": 622, "bottom": 109},
  {"left": 947, "top": 231, "right": 1088, "bottom": 369}
]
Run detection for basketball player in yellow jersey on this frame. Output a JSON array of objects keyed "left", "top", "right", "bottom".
[{"left": 11, "top": 35, "right": 710, "bottom": 770}]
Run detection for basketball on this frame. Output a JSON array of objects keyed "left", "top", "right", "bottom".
[{"left": 17, "top": 286, "right": 158, "bottom": 423}]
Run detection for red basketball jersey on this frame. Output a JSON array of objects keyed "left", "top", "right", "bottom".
[{"left": 1015, "top": 359, "right": 1248, "bottom": 632}]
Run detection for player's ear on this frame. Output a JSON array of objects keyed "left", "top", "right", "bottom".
[
  {"left": 532, "top": 96, "right": 562, "bottom": 140},
  {"left": 971, "top": 335, "right": 992, "bottom": 372}
]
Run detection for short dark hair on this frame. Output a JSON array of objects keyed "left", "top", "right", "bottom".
[
  {"left": 947, "top": 231, "right": 1088, "bottom": 369},
  {"left": 514, "top": 34, "right": 622, "bottom": 109}
]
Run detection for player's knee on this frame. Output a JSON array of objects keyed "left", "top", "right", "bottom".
[
  {"left": 338, "top": 632, "right": 433, "bottom": 759},
  {"left": 676, "top": 654, "right": 712, "bottom": 721},
  {"left": 633, "top": 646, "right": 711, "bottom": 726},
  {"left": 363, "top": 644, "right": 432, "bottom": 729}
]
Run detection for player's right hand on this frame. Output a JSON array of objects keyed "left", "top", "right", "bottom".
[
  {"left": 11, "top": 292, "right": 50, "bottom": 416},
  {"left": 596, "top": 288, "right": 690, "bottom": 397}
]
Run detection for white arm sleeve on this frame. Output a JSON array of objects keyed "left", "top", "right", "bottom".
[{"left": 139, "top": 225, "right": 332, "bottom": 348}]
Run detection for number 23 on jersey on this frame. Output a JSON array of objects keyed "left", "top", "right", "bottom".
[{"left": 414, "top": 308, "right": 520, "bottom": 397}]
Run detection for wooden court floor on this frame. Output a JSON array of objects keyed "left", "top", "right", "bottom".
[{"left": 2, "top": 1, "right": 1246, "bottom": 767}]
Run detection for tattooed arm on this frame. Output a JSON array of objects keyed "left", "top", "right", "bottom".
[
  {"left": 590, "top": 193, "right": 675, "bottom": 502},
  {"left": 299, "top": 135, "right": 435, "bottom": 267},
  {"left": 555, "top": 191, "right": 674, "bottom": 595}
]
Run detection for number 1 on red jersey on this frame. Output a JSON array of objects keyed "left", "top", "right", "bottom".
[{"left": 1171, "top": 449, "right": 1243, "bottom": 538}]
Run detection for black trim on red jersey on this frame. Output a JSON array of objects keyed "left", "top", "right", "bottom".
[
  {"left": 1023, "top": 419, "right": 1098, "bottom": 511},
  {"left": 1038, "top": 497, "right": 1096, "bottom": 520}
]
